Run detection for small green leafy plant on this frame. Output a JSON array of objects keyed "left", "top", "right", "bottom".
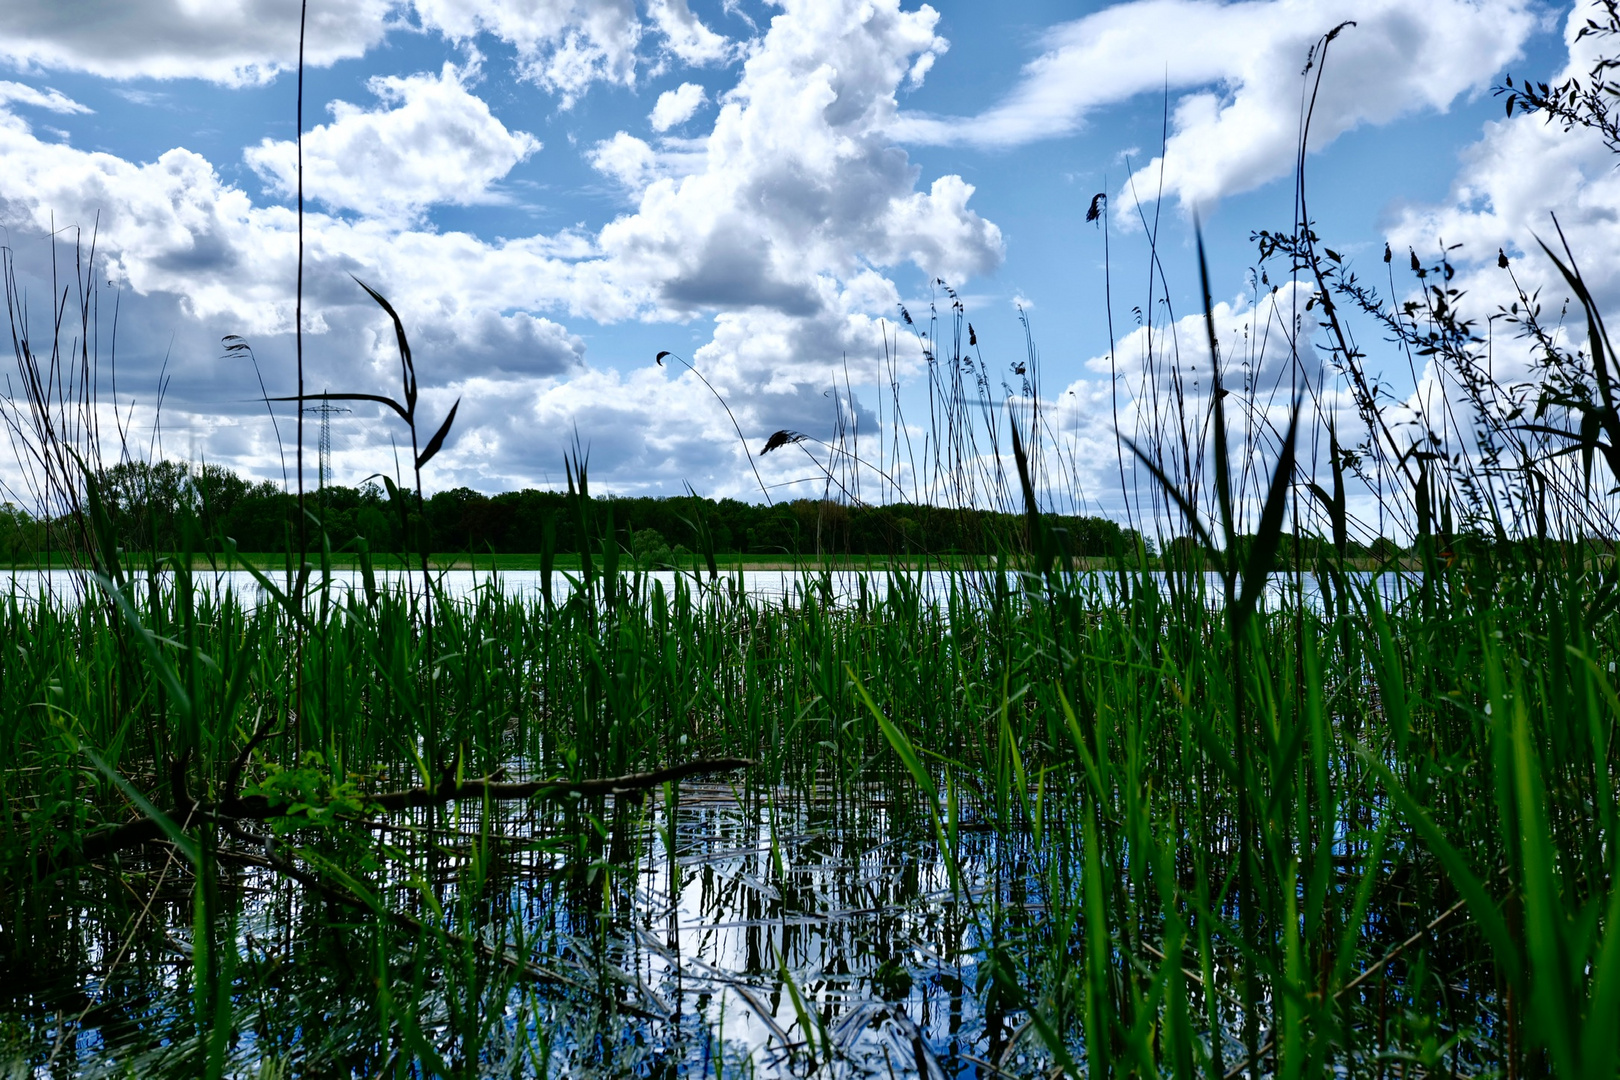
[{"left": 243, "top": 751, "right": 380, "bottom": 834}]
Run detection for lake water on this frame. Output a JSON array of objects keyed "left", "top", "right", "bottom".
[
  {"left": 6, "top": 781, "right": 1088, "bottom": 1078},
  {"left": 0, "top": 565, "right": 1415, "bottom": 612}
]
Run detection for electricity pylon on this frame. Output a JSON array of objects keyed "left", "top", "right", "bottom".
[{"left": 303, "top": 397, "right": 350, "bottom": 489}]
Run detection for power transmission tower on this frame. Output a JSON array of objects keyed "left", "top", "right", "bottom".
[{"left": 303, "top": 397, "right": 350, "bottom": 489}]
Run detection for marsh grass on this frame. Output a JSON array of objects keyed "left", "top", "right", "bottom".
[{"left": 1, "top": 500, "right": 1616, "bottom": 1076}]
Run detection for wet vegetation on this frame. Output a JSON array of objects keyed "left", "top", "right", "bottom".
[{"left": 6, "top": 16, "right": 1620, "bottom": 1080}]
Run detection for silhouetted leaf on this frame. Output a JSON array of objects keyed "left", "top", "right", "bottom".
[
  {"left": 1536, "top": 226, "right": 1620, "bottom": 475},
  {"left": 1197, "top": 225, "right": 1237, "bottom": 560},
  {"left": 352, "top": 275, "right": 417, "bottom": 414},
  {"left": 1122, "top": 435, "right": 1224, "bottom": 576},
  {"left": 382, "top": 475, "right": 399, "bottom": 499},
  {"left": 415, "top": 398, "right": 460, "bottom": 471},
  {"left": 1235, "top": 401, "right": 1302, "bottom": 632}
]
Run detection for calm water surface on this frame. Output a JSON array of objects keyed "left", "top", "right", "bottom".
[
  {"left": 0, "top": 566, "right": 1414, "bottom": 611},
  {"left": 3, "top": 782, "right": 1082, "bottom": 1078}
]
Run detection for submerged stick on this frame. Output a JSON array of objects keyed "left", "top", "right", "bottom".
[
  {"left": 215, "top": 829, "right": 665, "bottom": 1020},
  {"left": 1218, "top": 895, "right": 1471, "bottom": 1080},
  {"left": 365, "top": 755, "right": 755, "bottom": 811},
  {"left": 50, "top": 756, "right": 754, "bottom": 868}
]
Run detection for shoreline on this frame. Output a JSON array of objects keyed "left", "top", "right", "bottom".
[{"left": 0, "top": 553, "right": 1426, "bottom": 573}]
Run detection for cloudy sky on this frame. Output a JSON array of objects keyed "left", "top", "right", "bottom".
[{"left": 0, "top": 0, "right": 1598, "bottom": 514}]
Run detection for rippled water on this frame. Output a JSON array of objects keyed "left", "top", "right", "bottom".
[
  {"left": 0, "top": 567, "right": 948, "bottom": 607},
  {"left": 0, "top": 565, "right": 1417, "bottom": 612},
  {"left": 1, "top": 780, "right": 1072, "bottom": 1078}
]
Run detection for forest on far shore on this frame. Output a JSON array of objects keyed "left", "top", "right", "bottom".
[{"left": 0, "top": 460, "right": 1145, "bottom": 562}]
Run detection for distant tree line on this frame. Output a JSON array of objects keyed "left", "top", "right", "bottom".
[{"left": 1, "top": 460, "right": 1143, "bottom": 562}]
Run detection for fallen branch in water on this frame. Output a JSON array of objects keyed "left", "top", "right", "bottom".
[
  {"left": 47, "top": 756, "right": 754, "bottom": 870},
  {"left": 214, "top": 822, "right": 666, "bottom": 1020},
  {"left": 365, "top": 755, "right": 755, "bottom": 811}
]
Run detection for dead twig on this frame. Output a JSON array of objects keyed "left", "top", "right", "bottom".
[
  {"left": 1220, "top": 895, "right": 1470, "bottom": 1080},
  {"left": 45, "top": 757, "right": 754, "bottom": 869}
]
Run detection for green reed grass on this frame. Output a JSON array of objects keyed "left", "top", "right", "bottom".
[
  {"left": 2, "top": 249, "right": 1614, "bottom": 1074},
  {"left": 2, "top": 495, "right": 1617, "bottom": 1075}
]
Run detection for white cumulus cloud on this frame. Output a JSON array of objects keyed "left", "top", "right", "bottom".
[
  {"left": 647, "top": 0, "right": 734, "bottom": 66},
  {"left": 0, "top": 0, "right": 728, "bottom": 106},
  {"left": 588, "top": 131, "right": 661, "bottom": 191},
  {"left": 650, "top": 81, "right": 707, "bottom": 131},
  {"left": 0, "top": 0, "right": 1004, "bottom": 497},
  {"left": 244, "top": 62, "right": 540, "bottom": 222},
  {"left": 599, "top": 0, "right": 1000, "bottom": 317},
  {"left": 0, "top": 0, "right": 394, "bottom": 85},
  {"left": 577, "top": 0, "right": 1002, "bottom": 458},
  {"left": 896, "top": 0, "right": 1535, "bottom": 210},
  {"left": 411, "top": 0, "right": 641, "bottom": 106}
]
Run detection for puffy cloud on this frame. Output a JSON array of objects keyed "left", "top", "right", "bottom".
[
  {"left": 1390, "top": 4, "right": 1620, "bottom": 315},
  {"left": 588, "top": 131, "right": 660, "bottom": 191},
  {"left": 874, "top": 175, "right": 1000, "bottom": 281},
  {"left": 0, "top": 116, "right": 281, "bottom": 331},
  {"left": 410, "top": 309, "right": 585, "bottom": 378},
  {"left": 411, "top": 0, "right": 641, "bottom": 106},
  {"left": 650, "top": 81, "right": 707, "bottom": 131},
  {"left": 0, "top": 0, "right": 725, "bottom": 105},
  {"left": 895, "top": 0, "right": 1534, "bottom": 210},
  {"left": 1135, "top": 0, "right": 1534, "bottom": 210},
  {"left": 647, "top": 0, "right": 733, "bottom": 66},
  {"left": 556, "top": 0, "right": 1004, "bottom": 452},
  {"left": 0, "top": 0, "right": 394, "bottom": 85},
  {"left": 0, "top": 85, "right": 590, "bottom": 395},
  {"left": 597, "top": 0, "right": 1000, "bottom": 320},
  {"left": 649, "top": 0, "right": 733, "bottom": 66},
  {"left": 572, "top": 0, "right": 1001, "bottom": 444},
  {"left": 245, "top": 62, "right": 540, "bottom": 222},
  {"left": 441, "top": 366, "right": 761, "bottom": 493},
  {"left": 416, "top": 0, "right": 731, "bottom": 103},
  {"left": 0, "top": 0, "right": 1002, "bottom": 498}
]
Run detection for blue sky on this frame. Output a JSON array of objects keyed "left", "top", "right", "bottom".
[{"left": 0, "top": 0, "right": 1600, "bottom": 516}]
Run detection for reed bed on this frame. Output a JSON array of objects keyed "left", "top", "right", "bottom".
[{"left": 0, "top": 524, "right": 1615, "bottom": 1076}]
